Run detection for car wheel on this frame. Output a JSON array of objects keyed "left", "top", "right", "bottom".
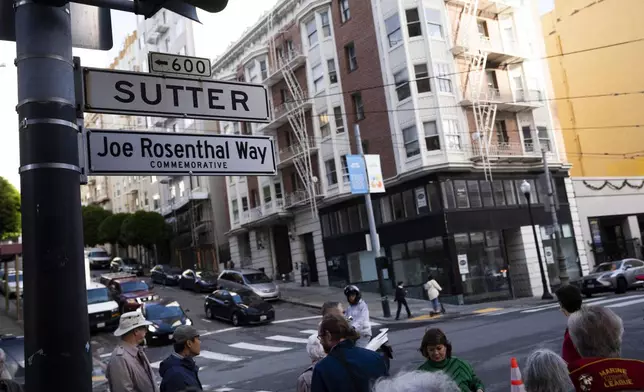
[
  {"left": 616, "top": 277, "right": 628, "bottom": 294},
  {"left": 205, "top": 307, "right": 213, "bottom": 320},
  {"left": 231, "top": 312, "right": 241, "bottom": 327}
]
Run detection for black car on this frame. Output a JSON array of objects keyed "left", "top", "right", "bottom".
[
  {"left": 141, "top": 299, "right": 193, "bottom": 343},
  {"left": 110, "top": 257, "right": 144, "bottom": 276},
  {"left": 0, "top": 335, "right": 109, "bottom": 391},
  {"left": 204, "top": 289, "right": 274, "bottom": 326},
  {"left": 150, "top": 264, "right": 182, "bottom": 286},
  {"left": 179, "top": 269, "right": 218, "bottom": 293}
]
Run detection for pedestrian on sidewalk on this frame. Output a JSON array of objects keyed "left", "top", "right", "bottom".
[
  {"left": 417, "top": 328, "right": 484, "bottom": 392},
  {"left": 300, "top": 262, "right": 310, "bottom": 287},
  {"left": 394, "top": 281, "right": 412, "bottom": 320},
  {"left": 554, "top": 284, "right": 582, "bottom": 364},
  {"left": 159, "top": 325, "right": 203, "bottom": 392},
  {"left": 107, "top": 311, "right": 157, "bottom": 392},
  {"left": 424, "top": 276, "right": 445, "bottom": 316},
  {"left": 343, "top": 285, "right": 372, "bottom": 348},
  {"left": 297, "top": 334, "right": 326, "bottom": 392}
]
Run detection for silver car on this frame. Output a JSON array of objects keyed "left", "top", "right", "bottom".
[
  {"left": 580, "top": 258, "right": 644, "bottom": 296},
  {"left": 216, "top": 269, "right": 281, "bottom": 301}
]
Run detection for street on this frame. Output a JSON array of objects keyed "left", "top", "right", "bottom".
[{"left": 84, "top": 281, "right": 644, "bottom": 392}]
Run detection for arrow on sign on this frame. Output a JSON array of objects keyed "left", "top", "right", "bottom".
[{"left": 155, "top": 59, "right": 168, "bottom": 66}]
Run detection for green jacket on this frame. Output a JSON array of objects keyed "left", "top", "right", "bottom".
[{"left": 418, "top": 357, "right": 484, "bottom": 392}]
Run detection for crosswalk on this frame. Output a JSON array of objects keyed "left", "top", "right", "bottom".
[
  {"left": 148, "top": 318, "right": 382, "bottom": 370},
  {"left": 479, "top": 294, "right": 644, "bottom": 317}
]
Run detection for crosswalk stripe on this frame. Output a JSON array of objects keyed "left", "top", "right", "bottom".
[
  {"left": 605, "top": 297, "right": 644, "bottom": 308},
  {"left": 266, "top": 335, "right": 309, "bottom": 344},
  {"left": 199, "top": 350, "right": 244, "bottom": 362},
  {"left": 585, "top": 294, "right": 643, "bottom": 307},
  {"left": 230, "top": 342, "right": 292, "bottom": 352},
  {"left": 520, "top": 295, "right": 616, "bottom": 314},
  {"left": 300, "top": 329, "right": 318, "bottom": 335}
]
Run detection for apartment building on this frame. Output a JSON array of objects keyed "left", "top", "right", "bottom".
[
  {"left": 80, "top": 16, "right": 230, "bottom": 269},
  {"left": 543, "top": 0, "right": 644, "bottom": 267},
  {"left": 213, "top": 0, "right": 589, "bottom": 304}
]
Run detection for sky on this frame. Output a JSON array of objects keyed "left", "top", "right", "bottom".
[{"left": 0, "top": 0, "right": 553, "bottom": 191}]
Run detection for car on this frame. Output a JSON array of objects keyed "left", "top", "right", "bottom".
[
  {"left": 216, "top": 269, "right": 280, "bottom": 301},
  {"left": 0, "top": 335, "right": 109, "bottom": 391},
  {"left": 85, "top": 248, "right": 112, "bottom": 270},
  {"left": 87, "top": 281, "right": 120, "bottom": 330},
  {"left": 140, "top": 299, "right": 193, "bottom": 343},
  {"left": 110, "top": 257, "right": 144, "bottom": 276},
  {"left": 100, "top": 273, "right": 159, "bottom": 312},
  {"left": 179, "top": 269, "right": 217, "bottom": 292},
  {"left": 580, "top": 258, "right": 644, "bottom": 296},
  {"left": 0, "top": 269, "right": 23, "bottom": 298},
  {"left": 150, "top": 264, "right": 183, "bottom": 286},
  {"left": 204, "top": 289, "right": 275, "bottom": 326}
]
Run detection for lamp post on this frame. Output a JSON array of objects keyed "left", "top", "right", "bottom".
[{"left": 520, "top": 180, "right": 553, "bottom": 300}]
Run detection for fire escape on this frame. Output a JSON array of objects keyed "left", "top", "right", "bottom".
[{"left": 267, "top": 11, "right": 318, "bottom": 217}]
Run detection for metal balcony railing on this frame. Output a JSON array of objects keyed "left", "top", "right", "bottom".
[
  {"left": 285, "top": 183, "right": 322, "bottom": 208},
  {"left": 515, "top": 89, "right": 543, "bottom": 104},
  {"left": 278, "top": 138, "right": 318, "bottom": 163},
  {"left": 468, "top": 141, "right": 543, "bottom": 159}
]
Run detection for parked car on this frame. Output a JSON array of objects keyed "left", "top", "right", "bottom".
[
  {"left": 100, "top": 272, "right": 159, "bottom": 312},
  {"left": 141, "top": 299, "right": 193, "bottom": 343},
  {"left": 216, "top": 269, "right": 280, "bottom": 301},
  {"left": 0, "top": 269, "right": 23, "bottom": 298},
  {"left": 179, "top": 269, "right": 218, "bottom": 292},
  {"left": 85, "top": 248, "right": 112, "bottom": 270},
  {"left": 204, "top": 289, "right": 274, "bottom": 326},
  {"left": 580, "top": 258, "right": 644, "bottom": 296},
  {"left": 150, "top": 264, "right": 182, "bottom": 286},
  {"left": 110, "top": 257, "right": 144, "bottom": 276}
]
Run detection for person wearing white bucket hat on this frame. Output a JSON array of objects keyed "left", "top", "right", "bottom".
[{"left": 107, "top": 311, "right": 157, "bottom": 392}]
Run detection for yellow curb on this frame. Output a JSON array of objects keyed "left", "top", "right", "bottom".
[
  {"left": 410, "top": 314, "right": 443, "bottom": 321},
  {"left": 473, "top": 307, "right": 503, "bottom": 314}
]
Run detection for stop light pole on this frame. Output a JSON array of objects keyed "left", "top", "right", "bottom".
[{"left": 15, "top": 1, "right": 92, "bottom": 391}]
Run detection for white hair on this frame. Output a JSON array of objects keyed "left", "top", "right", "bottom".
[
  {"left": 306, "top": 334, "right": 325, "bottom": 362},
  {"left": 372, "top": 370, "right": 461, "bottom": 392},
  {"left": 524, "top": 349, "right": 574, "bottom": 392},
  {"left": 568, "top": 305, "right": 623, "bottom": 358}
]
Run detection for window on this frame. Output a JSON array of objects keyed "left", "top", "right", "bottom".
[
  {"left": 522, "top": 126, "right": 534, "bottom": 151},
  {"left": 480, "top": 181, "right": 494, "bottom": 207},
  {"left": 232, "top": 200, "right": 239, "bottom": 222},
  {"left": 306, "top": 19, "right": 318, "bottom": 46},
  {"left": 320, "top": 11, "right": 331, "bottom": 37},
  {"left": 477, "top": 20, "right": 489, "bottom": 37},
  {"left": 241, "top": 196, "right": 248, "bottom": 211},
  {"left": 538, "top": 126, "right": 551, "bottom": 151},
  {"left": 319, "top": 111, "right": 331, "bottom": 138},
  {"left": 341, "top": 155, "right": 349, "bottom": 183},
  {"left": 443, "top": 119, "right": 461, "bottom": 149},
  {"left": 260, "top": 60, "right": 268, "bottom": 80},
  {"left": 325, "top": 159, "right": 338, "bottom": 185},
  {"left": 334, "top": 106, "right": 345, "bottom": 133},
  {"left": 263, "top": 185, "right": 272, "bottom": 203},
  {"left": 467, "top": 181, "right": 482, "bottom": 208},
  {"left": 424, "top": 121, "right": 440, "bottom": 151},
  {"left": 275, "top": 183, "right": 283, "bottom": 199},
  {"left": 434, "top": 63, "right": 452, "bottom": 92},
  {"left": 402, "top": 126, "right": 420, "bottom": 158},
  {"left": 327, "top": 59, "right": 338, "bottom": 84},
  {"left": 425, "top": 9, "right": 443, "bottom": 39},
  {"left": 352, "top": 93, "right": 365, "bottom": 121},
  {"left": 414, "top": 64, "right": 431, "bottom": 93},
  {"left": 496, "top": 121, "right": 509, "bottom": 144},
  {"left": 345, "top": 43, "right": 357, "bottom": 71},
  {"left": 394, "top": 69, "right": 411, "bottom": 101},
  {"left": 339, "top": 0, "right": 350, "bottom": 23},
  {"left": 405, "top": 9, "right": 422, "bottom": 38},
  {"left": 492, "top": 180, "right": 506, "bottom": 206},
  {"left": 385, "top": 13, "right": 402, "bottom": 47},
  {"left": 312, "top": 63, "right": 324, "bottom": 92}
]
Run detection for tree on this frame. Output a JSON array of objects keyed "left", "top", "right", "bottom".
[
  {"left": 0, "top": 177, "right": 21, "bottom": 240},
  {"left": 98, "top": 213, "right": 131, "bottom": 249},
  {"left": 82, "top": 205, "right": 112, "bottom": 247},
  {"left": 121, "top": 211, "right": 168, "bottom": 249}
]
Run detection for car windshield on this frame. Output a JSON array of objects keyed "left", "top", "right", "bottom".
[
  {"left": 87, "top": 288, "right": 111, "bottom": 304},
  {"left": 197, "top": 271, "right": 215, "bottom": 279},
  {"left": 89, "top": 251, "right": 109, "bottom": 258},
  {"left": 145, "top": 302, "right": 183, "bottom": 320},
  {"left": 168, "top": 268, "right": 182, "bottom": 275},
  {"left": 7, "top": 274, "right": 23, "bottom": 282},
  {"left": 244, "top": 273, "right": 272, "bottom": 284},
  {"left": 231, "top": 292, "right": 261, "bottom": 304},
  {"left": 594, "top": 262, "right": 621, "bottom": 273},
  {"left": 123, "top": 259, "right": 138, "bottom": 265},
  {"left": 120, "top": 281, "right": 149, "bottom": 293}
]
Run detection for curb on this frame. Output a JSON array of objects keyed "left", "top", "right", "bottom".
[{"left": 281, "top": 298, "right": 324, "bottom": 310}]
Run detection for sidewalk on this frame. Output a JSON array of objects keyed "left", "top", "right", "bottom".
[
  {"left": 0, "top": 300, "right": 23, "bottom": 336},
  {"left": 279, "top": 282, "right": 558, "bottom": 323}
]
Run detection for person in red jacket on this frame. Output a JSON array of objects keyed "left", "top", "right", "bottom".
[{"left": 555, "top": 284, "right": 582, "bottom": 364}]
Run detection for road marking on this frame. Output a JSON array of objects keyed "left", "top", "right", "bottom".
[
  {"left": 229, "top": 342, "right": 292, "bottom": 352},
  {"left": 272, "top": 315, "right": 321, "bottom": 324},
  {"left": 473, "top": 307, "right": 503, "bottom": 314},
  {"left": 409, "top": 314, "right": 442, "bottom": 321},
  {"left": 214, "top": 388, "right": 234, "bottom": 392},
  {"left": 586, "top": 295, "right": 643, "bottom": 307},
  {"left": 201, "top": 318, "right": 212, "bottom": 323},
  {"left": 606, "top": 297, "right": 644, "bottom": 308},
  {"left": 201, "top": 327, "right": 242, "bottom": 336},
  {"left": 300, "top": 329, "right": 318, "bottom": 335},
  {"left": 370, "top": 320, "right": 382, "bottom": 326},
  {"left": 521, "top": 295, "right": 642, "bottom": 314},
  {"left": 199, "top": 350, "right": 244, "bottom": 362},
  {"left": 266, "top": 335, "right": 309, "bottom": 344}
]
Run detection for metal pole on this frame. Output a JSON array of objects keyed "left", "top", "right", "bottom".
[
  {"left": 353, "top": 124, "right": 390, "bottom": 318},
  {"left": 526, "top": 193, "right": 553, "bottom": 300},
  {"left": 543, "top": 149, "right": 570, "bottom": 286},
  {"left": 188, "top": 173, "right": 197, "bottom": 268},
  {"left": 14, "top": 2, "right": 92, "bottom": 391},
  {"left": 15, "top": 255, "right": 21, "bottom": 322}
]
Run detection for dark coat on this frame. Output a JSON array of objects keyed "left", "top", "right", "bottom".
[
  {"left": 394, "top": 286, "right": 406, "bottom": 302},
  {"left": 159, "top": 354, "right": 202, "bottom": 392}
]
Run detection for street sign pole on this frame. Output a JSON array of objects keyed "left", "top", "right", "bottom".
[{"left": 15, "top": 2, "right": 92, "bottom": 391}]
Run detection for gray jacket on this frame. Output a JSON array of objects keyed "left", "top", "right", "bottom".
[
  {"left": 297, "top": 365, "right": 314, "bottom": 392},
  {"left": 107, "top": 343, "right": 157, "bottom": 392}
]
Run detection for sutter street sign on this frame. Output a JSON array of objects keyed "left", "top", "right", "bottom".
[{"left": 87, "top": 129, "right": 276, "bottom": 176}]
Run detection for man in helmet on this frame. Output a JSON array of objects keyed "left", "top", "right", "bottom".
[{"left": 343, "top": 285, "right": 371, "bottom": 348}]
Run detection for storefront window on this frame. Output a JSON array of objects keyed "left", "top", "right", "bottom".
[
  {"left": 541, "top": 224, "right": 581, "bottom": 283},
  {"left": 504, "top": 180, "right": 517, "bottom": 205},
  {"left": 327, "top": 255, "right": 349, "bottom": 288},
  {"left": 428, "top": 181, "right": 442, "bottom": 211},
  {"left": 442, "top": 181, "right": 456, "bottom": 209},
  {"left": 453, "top": 180, "right": 469, "bottom": 208},
  {"left": 381, "top": 197, "right": 393, "bottom": 223},
  {"left": 321, "top": 214, "right": 331, "bottom": 237},
  {"left": 391, "top": 193, "right": 405, "bottom": 220},
  {"left": 392, "top": 241, "right": 424, "bottom": 287},
  {"left": 403, "top": 190, "right": 417, "bottom": 218},
  {"left": 467, "top": 181, "right": 482, "bottom": 208},
  {"left": 347, "top": 206, "right": 360, "bottom": 232},
  {"left": 493, "top": 180, "right": 506, "bottom": 206},
  {"left": 329, "top": 212, "right": 339, "bottom": 235},
  {"left": 347, "top": 250, "right": 381, "bottom": 282},
  {"left": 338, "top": 209, "right": 350, "bottom": 234},
  {"left": 479, "top": 181, "right": 494, "bottom": 207}
]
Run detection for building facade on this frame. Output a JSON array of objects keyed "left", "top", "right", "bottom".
[
  {"left": 214, "top": 0, "right": 589, "bottom": 303},
  {"left": 542, "top": 0, "right": 644, "bottom": 268},
  {"left": 80, "top": 16, "right": 230, "bottom": 269}
]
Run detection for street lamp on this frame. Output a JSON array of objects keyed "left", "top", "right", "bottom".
[{"left": 520, "top": 180, "right": 553, "bottom": 300}]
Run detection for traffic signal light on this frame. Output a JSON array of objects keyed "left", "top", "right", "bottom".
[{"left": 137, "top": 0, "right": 227, "bottom": 21}]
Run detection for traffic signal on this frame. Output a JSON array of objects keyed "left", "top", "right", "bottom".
[{"left": 137, "top": 0, "right": 227, "bottom": 21}]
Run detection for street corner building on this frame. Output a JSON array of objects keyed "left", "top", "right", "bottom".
[{"left": 213, "top": 0, "right": 591, "bottom": 304}]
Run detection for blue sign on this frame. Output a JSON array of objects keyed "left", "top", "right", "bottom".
[{"left": 346, "top": 155, "right": 368, "bottom": 194}]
